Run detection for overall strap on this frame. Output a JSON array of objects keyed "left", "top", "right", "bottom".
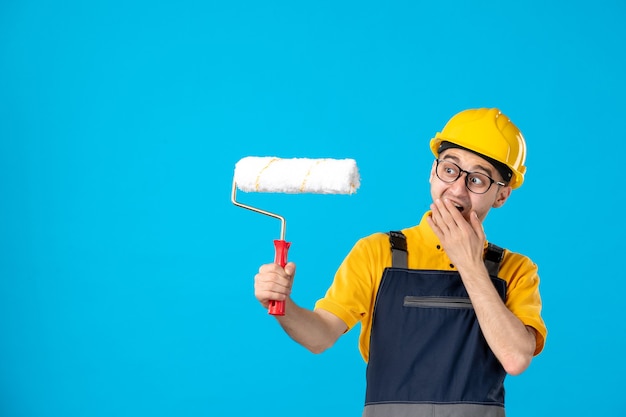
[
  {"left": 387, "top": 231, "right": 505, "bottom": 276},
  {"left": 388, "top": 231, "right": 408, "bottom": 269},
  {"left": 484, "top": 243, "right": 505, "bottom": 277}
]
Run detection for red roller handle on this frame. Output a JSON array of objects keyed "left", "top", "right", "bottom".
[{"left": 269, "top": 239, "right": 291, "bottom": 316}]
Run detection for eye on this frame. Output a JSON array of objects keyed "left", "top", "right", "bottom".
[
  {"left": 468, "top": 173, "right": 491, "bottom": 192},
  {"left": 443, "top": 163, "right": 458, "bottom": 176},
  {"left": 468, "top": 174, "right": 484, "bottom": 186}
]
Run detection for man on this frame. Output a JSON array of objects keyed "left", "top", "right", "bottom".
[{"left": 254, "top": 108, "right": 547, "bottom": 417}]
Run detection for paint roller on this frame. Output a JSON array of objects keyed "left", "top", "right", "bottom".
[{"left": 231, "top": 156, "right": 361, "bottom": 315}]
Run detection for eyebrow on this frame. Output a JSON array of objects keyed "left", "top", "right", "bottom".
[{"left": 441, "top": 154, "right": 496, "bottom": 177}]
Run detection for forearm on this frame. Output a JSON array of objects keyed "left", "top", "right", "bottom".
[
  {"left": 458, "top": 263, "right": 536, "bottom": 375},
  {"left": 274, "top": 298, "right": 346, "bottom": 354}
]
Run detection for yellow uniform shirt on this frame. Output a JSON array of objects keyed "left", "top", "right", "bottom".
[{"left": 315, "top": 211, "right": 547, "bottom": 362}]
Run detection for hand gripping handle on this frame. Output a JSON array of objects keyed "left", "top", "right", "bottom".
[{"left": 269, "top": 239, "right": 291, "bottom": 316}]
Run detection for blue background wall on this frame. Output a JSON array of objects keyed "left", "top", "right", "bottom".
[{"left": 1, "top": 1, "right": 625, "bottom": 416}]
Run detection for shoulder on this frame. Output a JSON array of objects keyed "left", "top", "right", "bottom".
[
  {"left": 498, "top": 246, "right": 540, "bottom": 288},
  {"left": 350, "top": 231, "right": 392, "bottom": 254},
  {"left": 353, "top": 227, "right": 420, "bottom": 251},
  {"left": 501, "top": 247, "right": 538, "bottom": 273}
]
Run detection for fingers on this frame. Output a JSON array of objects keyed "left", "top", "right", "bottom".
[
  {"left": 430, "top": 198, "right": 461, "bottom": 235},
  {"left": 254, "top": 262, "right": 296, "bottom": 308},
  {"left": 434, "top": 198, "right": 465, "bottom": 224},
  {"left": 429, "top": 198, "right": 480, "bottom": 246},
  {"left": 469, "top": 210, "right": 485, "bottom": 241}
]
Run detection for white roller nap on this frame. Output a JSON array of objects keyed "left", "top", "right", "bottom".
[{"left": 234, "top": 156, "right": 360, "bottom": 194}]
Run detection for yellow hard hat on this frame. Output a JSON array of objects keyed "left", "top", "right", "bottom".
[{"left": 430, "top": 108, "right": 527, "bottom": 189}]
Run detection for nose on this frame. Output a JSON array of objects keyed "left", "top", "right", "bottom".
[{"left": 448, "top": 171, "right": 470, "bottom": 195}]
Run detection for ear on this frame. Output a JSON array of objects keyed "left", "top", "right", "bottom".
[
  {"left": 429, "top": 159, "right": 437, "bottom": 183},
  {"left": 492, "top": 185, "right": 512, "bottom": 208}
]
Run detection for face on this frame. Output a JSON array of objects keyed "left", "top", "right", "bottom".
[{"left": 429, "top": 148, "right": 512, "bottom": 223}]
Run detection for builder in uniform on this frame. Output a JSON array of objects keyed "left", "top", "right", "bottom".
[{"left": 254, "top": 108, "right": 547, "bottom": 417}]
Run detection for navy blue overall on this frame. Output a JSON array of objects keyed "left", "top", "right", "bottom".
[{"left": 363, "top": 231, "right": 507, "bottom": 417}]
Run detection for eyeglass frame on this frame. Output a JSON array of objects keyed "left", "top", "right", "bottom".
[{"left": 435, "top": 159, "right": 506, "bottom": 194}]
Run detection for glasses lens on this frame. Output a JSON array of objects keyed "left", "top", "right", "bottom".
[
  {"left": 466, "top": 172, "right": 490, "bottom": 194},
  {"left": 436, "top": 160, "right": 460, "bottom": 182}
]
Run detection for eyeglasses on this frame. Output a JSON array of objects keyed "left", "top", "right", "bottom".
[{"left": 435, "top": 159, "right": 505, "bottom": 194}]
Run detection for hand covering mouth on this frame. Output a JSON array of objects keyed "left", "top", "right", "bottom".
[
  {"left": 446, "top": 198, "right": 465, "bottom": 212},
  {"left": 441, "top": 195, "right": 467, "bottom": 213}
]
